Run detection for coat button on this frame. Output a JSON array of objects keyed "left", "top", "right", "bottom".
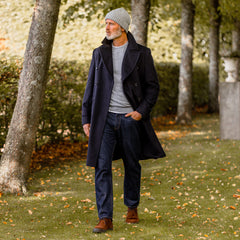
[{"left": 134, "top": 82, "right": 138, "bottom": 87}]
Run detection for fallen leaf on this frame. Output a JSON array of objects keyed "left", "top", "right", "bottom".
[
  {"left": 233, "top": 194, "right": 240, "bottom": 198},
  {"left": 177, "top": 182, "right": 183, "bottom": 185},
  {"left": 89, "top": 206, "right": 95, "bottom": 210},
  {"left": 81, "top": 198, "right": 92, "bottom": 203}
]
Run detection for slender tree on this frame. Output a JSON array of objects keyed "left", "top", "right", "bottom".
[
  {"left": 208, "top": 0, "right": 221, "bottom": 113},
  {"left": 176, "top": 0, "right": 195, "bottom": 125},
  {"left": 231, "top": 19, "right": 240, "bottom": 81},
  {"left": 131, "top": 0, "right": 150, "bottom": 46},
  {"left": 232, "top": 20, "right": 240, "bottom": 52},
  {"left": 0, "top": 0, "right": 61, "bottom": 194}
]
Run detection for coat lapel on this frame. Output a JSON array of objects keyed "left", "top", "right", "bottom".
[
  {"left": 99, "top": 32, "right": 140, "bottom": 82},
  {"left": 99, "top": 44, "right": 113, "bottom": 79},
  {"left": 122, "top": 32, "right": 140, "bottom": 82},
  {"left": 122, "top": 47, "right": 140, "bottom": 82}
]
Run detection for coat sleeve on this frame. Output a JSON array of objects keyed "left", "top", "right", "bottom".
[
  {"left": 136, "top": 48, "right": 159, "bottom": 119},
  {"left": 82, "top": 50, "right": 96, "bottom": 125}
]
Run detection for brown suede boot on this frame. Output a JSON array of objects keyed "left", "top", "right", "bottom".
[
  {"left": 93, "top": 218, "right": 113, "bottom": 233},
  {"left": 126, "top": 207, "right": 139, "bottom": 223}
]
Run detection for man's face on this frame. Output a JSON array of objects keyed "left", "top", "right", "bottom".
[{"left": 105, "top": 19, "right": 123, "bottom": 40}]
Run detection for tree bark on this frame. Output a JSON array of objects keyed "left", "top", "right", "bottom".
[
  {"left": 0, "top": 0, "right": 61, "bottom": 194},
  {"left": 232, "top": 20, "right": 240, "bottom": 52},
  {"left": 131, "top": 0, "right": 150, "bottom": 46},
  {"left": 176, "top": 0, "right": 195, "bottom": 125},
  {"left": 208, "top": 0, "right": 221, "bottom": 113},
  {"left": 232, "top": 19, "right": 240, "bottom": 80}
]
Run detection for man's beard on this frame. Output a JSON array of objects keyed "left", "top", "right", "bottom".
[{"left": 106, "top": 26, "right": 122, "bottom": 40}]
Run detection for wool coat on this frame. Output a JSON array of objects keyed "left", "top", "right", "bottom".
[{"left": 82, "top": 32, "right": 166, "bottom": 167}]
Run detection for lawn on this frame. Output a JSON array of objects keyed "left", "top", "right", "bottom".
[{"left": 0, "top": 113, "right": 240, "bottom": 240}]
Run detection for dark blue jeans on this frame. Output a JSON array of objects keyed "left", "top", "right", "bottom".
[{"left": 95, "top": 112, "right": 142, "bottom": 219}]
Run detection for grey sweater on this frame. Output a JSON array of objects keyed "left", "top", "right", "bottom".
[{"left": 108, "top": 42, "right": 134, "bottom": 114}]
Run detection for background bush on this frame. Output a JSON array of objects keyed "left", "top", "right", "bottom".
[
  {"left": 0, "top": 59, "right": 20, "bottom": 149},
  {"left": 152, "top": 62, "right": 209, "bottom": 116},
  {"left": 37, "top": 60, "right": 88, "bottom": 147},
  {"left": 0, "top": 58, "right": 209, "bottom": 153}
]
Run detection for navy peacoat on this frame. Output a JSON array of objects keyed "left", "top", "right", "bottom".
[{"left": 82, "top": 32, "right": 166, "bottom": 167}]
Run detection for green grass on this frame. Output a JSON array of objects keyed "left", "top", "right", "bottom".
[{"left": 1, "top": 114, "right": 240, "bottom": 240}]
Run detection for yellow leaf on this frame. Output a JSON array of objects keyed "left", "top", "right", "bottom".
[
  {"left": 150, "top": 211, "right": 156, "bottom": 214},
  {"left": 81, "top": 198, "right": 92, "bottom": 203}
]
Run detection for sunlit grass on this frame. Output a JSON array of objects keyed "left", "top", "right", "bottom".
[{"left": 0, "top": 114, "right": 240, "bottom": 239}]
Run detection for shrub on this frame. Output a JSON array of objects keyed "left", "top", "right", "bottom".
[
  {"left": 0, "top": 58, "right": 209, "bottom": 153},
  {"left": 0, "top": 59, "right": 20, "bottom": 148},
  {"left": 37, "top": 59, "right": 89, "bottom": 146},
  {"left": 152, "top": 62, "right": 209, "bottom": 116}
]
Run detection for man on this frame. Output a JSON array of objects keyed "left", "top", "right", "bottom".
[{"left": 82, "top": 7, "right": 165, "bottom": 233}]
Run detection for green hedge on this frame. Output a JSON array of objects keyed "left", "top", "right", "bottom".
[
  {"left": 0, "top": 58, "right": 209, "bottom": 152},
  {"left": 152, "top": 62, "right": 209, "bottom": 116},
  {"left": 0, "top": 59, "right": 20, "bottom": 148},
  {"left": 37, "top": 60, "right": 88, "bottom": 146}
]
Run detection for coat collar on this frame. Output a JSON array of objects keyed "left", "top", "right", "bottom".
[{"left": 99, "top": 32, "right": 140, "bottom": 81}]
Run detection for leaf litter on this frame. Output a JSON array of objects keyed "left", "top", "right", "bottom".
[{"left": 1, "top": 114, "right": 240, "bottom": 239}]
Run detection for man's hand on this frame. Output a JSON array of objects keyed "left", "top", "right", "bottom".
[
  {"left": 83, "top": 123, "right": 91, "bottom": 137},
  {"left": 125, "top": 111, "right": 142, "bottom": 121}
]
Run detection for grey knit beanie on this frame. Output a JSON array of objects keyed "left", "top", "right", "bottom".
[{"left": 105, "top": 8, "right": 131, "bottom": 33}]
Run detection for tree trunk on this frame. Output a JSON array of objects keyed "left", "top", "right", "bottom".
[
  {"left": 232, "top": 19, "right": 240, "bottom": 80},
  {"left": 232, "top": 20, "right": 240, "bottom": 52},
  {"left": 131, "top": 0, "right": 150, "bottom": 46},
  {"left": 176, "top": 0, "right": 195, "bottom": 125},
  {"left": 208, "top": 0, "right": 221, "bottom": 113},
  {"left": 0, "top": 0, "right": 61, "bottom": 194}
]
